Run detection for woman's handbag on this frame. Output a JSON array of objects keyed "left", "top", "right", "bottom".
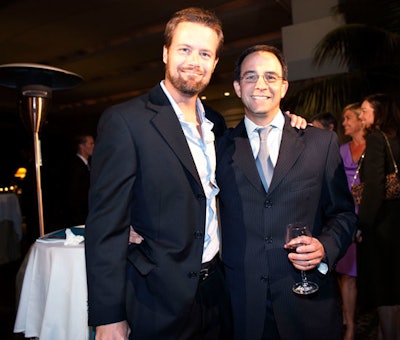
[{"left": 351, "top": 131, "right": 400, "bottom": 205}]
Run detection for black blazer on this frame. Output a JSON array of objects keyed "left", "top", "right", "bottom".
[
  {"left": 357, "top": 131, "right": 400, "bottom": 307},
  {"left": 85, "top": 84, "right": 226, "bottom": 337},
  {"left": 67, "top": 155, "right": 90, "bottom": 226},
  {"left": 216, "top": 115, "right": 357, "bottom": 339}
]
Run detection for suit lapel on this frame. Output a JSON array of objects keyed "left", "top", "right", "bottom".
[
  {"left": 268, "top": 117, "right": 305, "bottom": 194},
  {"left": 230, "top": 117, "right": 305, "bottom": 195},
  {"left": 147, "top": 86, "right": 203, "bottom": 190},
  {"left": 231, "top": 120, "right": 265, "bottom": 194}
]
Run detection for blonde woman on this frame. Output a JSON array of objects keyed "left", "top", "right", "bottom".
[{"left": 336, "top": 103, "right": 365, "bottom": 340}]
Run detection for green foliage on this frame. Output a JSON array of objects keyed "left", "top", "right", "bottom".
[{"left": 283, "top": 72, "right": 368, "bottom": 117}]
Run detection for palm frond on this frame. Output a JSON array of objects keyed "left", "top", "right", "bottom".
[
  {"left": 287, "top": 0, "right": 400, "bottom": 137},
  {"left": 337, "top": 0, "right": 400, "bottom": 34},
  {"left": 283, "top": 72, "right": 369, "bottom": 118},
  {"left": 313, "top": 24, "right": 400, "bottom": 70}
]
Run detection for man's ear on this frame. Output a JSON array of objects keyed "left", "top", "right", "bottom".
[
  {"left": 211, "top": 57, "right": 219, "bottom": 74},
  {"left": 281, "top": 80, "right": 289, "bottom": 99},
  {"left": 233, "top": 80, "right": 242, "bottom": 98},
  {"left": 162, "top": 45, "right": 168, "bottom": 65}
]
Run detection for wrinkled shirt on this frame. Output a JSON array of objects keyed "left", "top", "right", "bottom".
[{"left": 161, "top": 81, "right": 219, "bottom": 263}]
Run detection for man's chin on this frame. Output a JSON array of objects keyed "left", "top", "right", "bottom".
[
  {"left": 181, "top": 89, "right": 199, "bottom": 97},
  {"left": 181, "top": 82, "right": 207, "bottom": 96},
  {"left": 167, "top": 75, "right": 208, "bottom": 97}
]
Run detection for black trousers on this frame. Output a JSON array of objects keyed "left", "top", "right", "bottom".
[
  {"left": 126, "top": 258, "right": 232, "bottom": 340},
  {"left": 181, "top": 258, "right": 233, "bottom": 340},
  {"left": 261, "top": 286, "right": 280, "bottom": 340}
]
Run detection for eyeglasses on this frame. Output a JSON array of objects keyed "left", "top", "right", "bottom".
[{"left": 240, "top": 72, "right": 284, "bottom": 84}]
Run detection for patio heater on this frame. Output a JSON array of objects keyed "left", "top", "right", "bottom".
[{"left": 0, "top": 63, "right": 82, "bottom": 236}]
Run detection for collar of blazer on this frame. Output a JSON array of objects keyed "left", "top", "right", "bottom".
[{"left": 147, "top": 84, "right": 204, "bottom": 194}]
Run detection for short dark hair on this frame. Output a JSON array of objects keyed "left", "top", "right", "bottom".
[
  {"left": 234, "top": 44, "right": 288, "bottom": 82},
  {"left": 310, "top": 112, "right": 338, "bottom": 132},
  {"left": 73, "top": 134, "right": 92, "bottom": 152},
  {"left": 164, "top": 7, "right": 224, "bottom": 57}
]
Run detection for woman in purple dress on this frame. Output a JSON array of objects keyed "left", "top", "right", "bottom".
[{"left": 337, "top": 103, "right": 365, "bottom": 340}]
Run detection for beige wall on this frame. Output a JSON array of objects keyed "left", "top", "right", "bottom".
[{"left": 282, "top": 0, "right": 347, "bottom": 81}]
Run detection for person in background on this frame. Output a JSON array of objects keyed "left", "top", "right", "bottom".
[
  {"left": 358, "top": 93, "right": 400, "bottom": 340},
  {"left": 336, "top": 103, "right": 365, "bottom": 340},
  {"left": 216, "top": 44, "right": 357, "bottom": 339},
  {"left": 310, "top": 111, "right": 338, "bottom": 132},
  {"left": 67, "top": 133, "right": 94, "bottom": 226}
]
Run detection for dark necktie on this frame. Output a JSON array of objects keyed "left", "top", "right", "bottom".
[{"left": 256, "top": 126, "right": 274, "bottom": 191}]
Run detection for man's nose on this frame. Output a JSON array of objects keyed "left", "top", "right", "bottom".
[{"left": 187, "top": 52, "right": 200, "bottom": 65}]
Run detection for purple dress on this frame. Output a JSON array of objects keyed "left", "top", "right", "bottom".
[{"left": 335, "top": 142, "right": 358, "bottom": 277}]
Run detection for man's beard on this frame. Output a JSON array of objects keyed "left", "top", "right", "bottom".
[{"left": 166, "top": 67, "right": 208, "bottom": 96}]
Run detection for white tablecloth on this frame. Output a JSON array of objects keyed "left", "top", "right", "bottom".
[
  {"left": 0, "top": 193, "right": 22, "bottom": 264},
  {"left": 14, "top": 240, "right": 90, "bottom": 340}
]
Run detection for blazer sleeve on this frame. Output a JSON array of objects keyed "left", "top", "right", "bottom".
[
  {"left": 358, "top": 132, "right": 387, "bottom": 231},
  {"left": 85, "top": 109, "right": 135, "bottom": 326},
  {"left": 317, "top": 131, "right": 358, "bottom": 269}
]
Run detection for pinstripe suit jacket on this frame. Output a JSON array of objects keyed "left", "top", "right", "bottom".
[{"left": 216, "top": 114, "right": 357, "bottom": 339}]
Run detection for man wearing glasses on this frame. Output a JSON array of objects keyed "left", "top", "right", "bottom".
[{"left": 216, "top": 45, "right": 357, "bottom": 339}]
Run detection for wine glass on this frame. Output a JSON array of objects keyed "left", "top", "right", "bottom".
[{"left": 285, "top": 222, "right": 319, "bottom": 295}]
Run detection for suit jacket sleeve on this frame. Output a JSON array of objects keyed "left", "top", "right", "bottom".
[
  {"left": 315, "top": 130, "right": 357, "bottom": 269},
  {"left": 67, "top": 156, "right": 90, "bottom": 226},
  {"left": 357, "top": 131, "right": 387, "bottom": 231},
  {"left": 85, "top": 109, "right": 135, "bottom": 326}
]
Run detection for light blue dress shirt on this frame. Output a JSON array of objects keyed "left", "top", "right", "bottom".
[{"left": 160, "top": 81, "right": 219, "bottom": 263}]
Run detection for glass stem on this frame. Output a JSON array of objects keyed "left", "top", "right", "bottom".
[{"left": 301, "top": 271, "right": 308, "bottom": 286}]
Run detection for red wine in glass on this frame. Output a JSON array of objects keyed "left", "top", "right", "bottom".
[{"left": 286, "top": 222, "right": 319, "bottom": 295}]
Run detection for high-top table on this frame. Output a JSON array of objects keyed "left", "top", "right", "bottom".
[{"left": 14, "top": 231, "right": 90, "bottom": 340}]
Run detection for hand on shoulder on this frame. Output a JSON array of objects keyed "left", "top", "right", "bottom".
[{"left": 285, "top": 111, "right": 308, "bottom": 129}]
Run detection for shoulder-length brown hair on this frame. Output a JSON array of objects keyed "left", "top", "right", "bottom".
[{"left": 363, "top": 93, "right": 400, "bottom": 137}]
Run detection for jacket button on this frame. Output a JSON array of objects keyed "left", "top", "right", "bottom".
[
  {"left": 260, "top": 276, "right": 268, "bottom": 282},
  {"left": 194, "top": 231, "right": 203, "bottom": 239},
  {"left": 187, "top": 271, "right": 198, "bottom": 279},
  {"left": 265, "top": 237, "right": 272, "bottom": 244},
  {"left": 264, "top": 200, "right": 272, "bottom": 208}
]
